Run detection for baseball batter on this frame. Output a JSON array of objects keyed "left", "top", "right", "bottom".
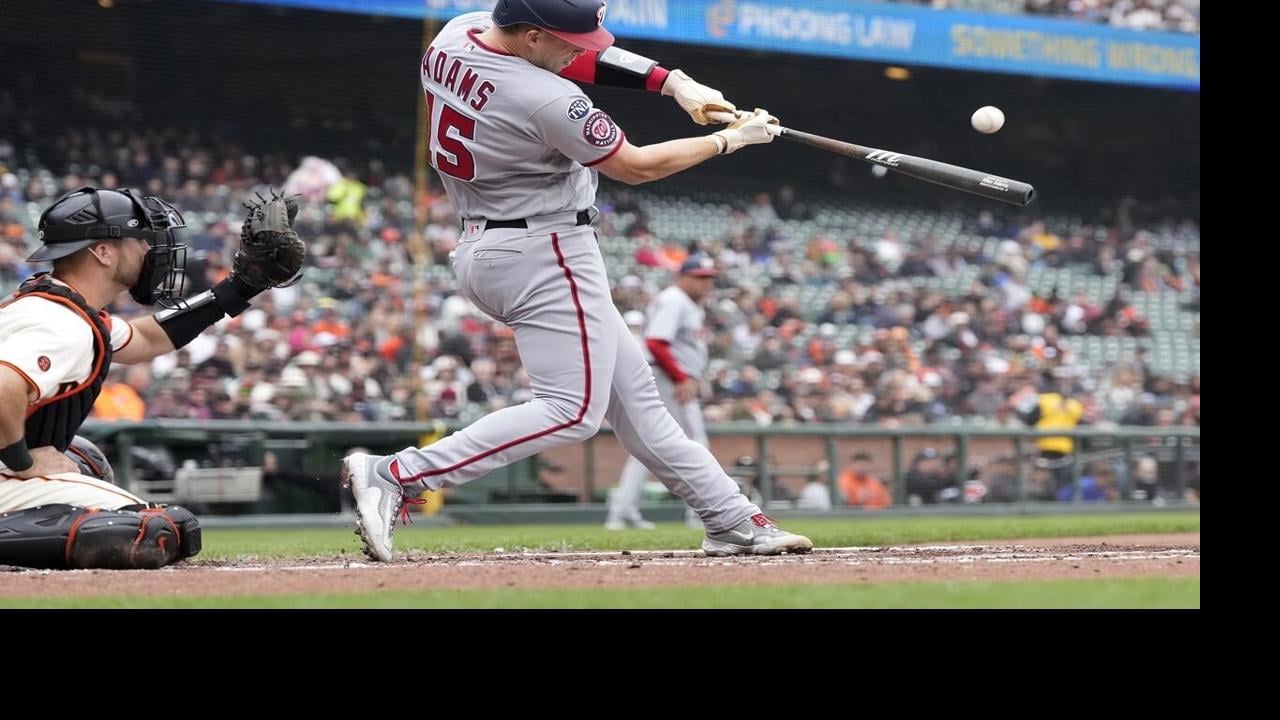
[
  {"left": 606, "top": 256, "right": 718, "bottom": 530},
  {"left": 343, "top": 0, "right": 813, "bottom": 561}
]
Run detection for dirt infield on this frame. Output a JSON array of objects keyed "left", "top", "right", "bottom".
[{"left": 0, "top": 533, "right": 1199, "bottom": 598}]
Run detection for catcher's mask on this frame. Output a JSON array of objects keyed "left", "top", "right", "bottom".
[{"left": 33, "top": 186, "right": 188, "bottom": 308}]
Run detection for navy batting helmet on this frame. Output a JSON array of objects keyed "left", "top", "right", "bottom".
[{"left": 492, "top": 0, "right": 614, "bottom": 51}]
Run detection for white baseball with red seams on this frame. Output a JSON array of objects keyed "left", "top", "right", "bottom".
[{"left": 386, "top": 11, "right": 761, "bottom": 532}]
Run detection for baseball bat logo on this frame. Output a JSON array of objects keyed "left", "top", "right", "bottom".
[
  {"left": 864, "top": 150, "right": 903, "bottom": 167},
  {"left": 979, "top": 176, "right": 1011, "bottom": 192}
]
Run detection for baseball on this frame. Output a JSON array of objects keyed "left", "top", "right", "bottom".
[{"left": 971, "top": 106, "right": 1005, "bottom": 134}]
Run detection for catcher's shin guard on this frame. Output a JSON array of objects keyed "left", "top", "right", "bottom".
[{"left": 0, "top": 503, "right": 201, "bottom": 569}]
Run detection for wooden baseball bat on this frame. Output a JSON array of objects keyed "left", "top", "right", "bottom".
[{"left": 708, "top": 111, "right": 1035, "bottom": 206}]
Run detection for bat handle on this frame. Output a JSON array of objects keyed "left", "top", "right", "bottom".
[{"left": 706, "top": 110, "right": 784, "bottom": 136}]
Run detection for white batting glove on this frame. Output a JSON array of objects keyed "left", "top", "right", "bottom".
[
  {"left": 710, "top": 108, "right": 780, "bottom": 154},
  {"left": 661, "top": 69, "right": 737, "bottom": 126}
]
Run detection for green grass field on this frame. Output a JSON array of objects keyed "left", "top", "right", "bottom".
[
  {"left": 1, "top": 512, "right": 1199, "bottom": 609},
  {"left": 199, "top": 511, "right": 1201, "bottom": 560}
]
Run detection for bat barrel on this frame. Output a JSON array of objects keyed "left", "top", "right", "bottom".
[
  {"left": 882, "top": 153, "right": 1036, "bottom": 206},
  {"left": 780, "top": 128, "right": 1036, "bottom": 207}
]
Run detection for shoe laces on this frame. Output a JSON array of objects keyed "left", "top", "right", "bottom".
[{"left": 399, "top": 496, "right": 427, "bottom": 525}]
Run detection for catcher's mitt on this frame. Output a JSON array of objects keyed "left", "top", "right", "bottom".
[{"left": 236, "top": 190, "right": 305, "bottom": 289}]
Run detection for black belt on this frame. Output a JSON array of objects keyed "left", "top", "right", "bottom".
[{"left": 478, "top": 210, "right": 592, "bottom": 231}]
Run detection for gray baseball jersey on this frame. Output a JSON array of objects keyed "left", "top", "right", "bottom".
[
  {"left": 645, "top": 286, "right": 709, "bottom": 378},
  {"left": 421, "top": 12, "right": 626, "bottom": 221}
]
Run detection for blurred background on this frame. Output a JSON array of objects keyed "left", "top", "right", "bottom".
[{"left": 1, "top": 0, "right": 1199, "bottom": 519}]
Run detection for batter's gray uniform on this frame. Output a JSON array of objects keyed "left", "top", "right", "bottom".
[
  {"left": 607, "top": 285, "right": 710, "bottom": 527},
  {"left": 387, "top": 12, "right": 759, "bottom": 531}
]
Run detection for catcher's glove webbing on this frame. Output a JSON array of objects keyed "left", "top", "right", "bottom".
[{"left": 236, "top": 190, "right": 305, "bottom": 289}]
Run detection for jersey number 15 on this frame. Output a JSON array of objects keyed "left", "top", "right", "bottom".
[{"left": 425, "top": 91, "right": 477, "bottom": 182}]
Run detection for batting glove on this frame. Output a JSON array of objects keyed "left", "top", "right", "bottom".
[
  {"left": 711, "top": 108, "right": 780, "bottom": 154},
  {"left": 662, "top": 69, "right": 737, "bottom": 126}
]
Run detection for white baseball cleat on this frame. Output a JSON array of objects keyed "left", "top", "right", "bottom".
[
  {"left": 341, "top": 452, "right": 404, "bottom": 562},
  {"left": 702, "top": 513, "right": 814, "bottom": 556}
]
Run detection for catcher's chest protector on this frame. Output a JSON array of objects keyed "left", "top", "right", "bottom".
[{"left": 4, "top": 275, "right": 114, "bottom": 452}]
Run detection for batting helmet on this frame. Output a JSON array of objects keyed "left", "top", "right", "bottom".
[{"left": 492, "top": 0, "right": 614, "bottom": 52}]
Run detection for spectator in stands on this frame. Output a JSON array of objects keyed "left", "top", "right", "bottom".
[
  {"left": 1129, "top": 454, "right": 1167, "bottom": 504},
  {"left": 1023, "top": 375, "right": 1085, "bottom": 495},
  {"left": 197, "top": 340, "right": 237, "bottom": 380},
  {"left": 1056, "top": 460, "right": 1117, "bottom": 502},
  {"left": 773, "top": 185, "right": 811, "bottom": 221},
  {"left": 838, "top": 451, "right": 891, "bottom": 509},
  {"left": 904, "top": 447, "right": 955, "bottom": 505},
  {"left": 92, "top": 365, "right": 148, "bottom": 422},
  {"left": 982, "top": 455, "right": 1024, "bottom": 503},
  {"left": 326, "top": 167, "right": 367, "bottom": 227}
]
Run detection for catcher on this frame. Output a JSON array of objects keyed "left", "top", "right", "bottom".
[{"left": 0, "top": 186, "right": 304, "bottom": 569}]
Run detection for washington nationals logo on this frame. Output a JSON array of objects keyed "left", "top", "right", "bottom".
[
  {"left": 597, "top": 2, "right": 607, "bottom": 25},
  {"left": 566, "top": 97, "right": 591, "bottom": 121},
  {"left": 583, "top": 110, "right": 619, "bottom": 147}
]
